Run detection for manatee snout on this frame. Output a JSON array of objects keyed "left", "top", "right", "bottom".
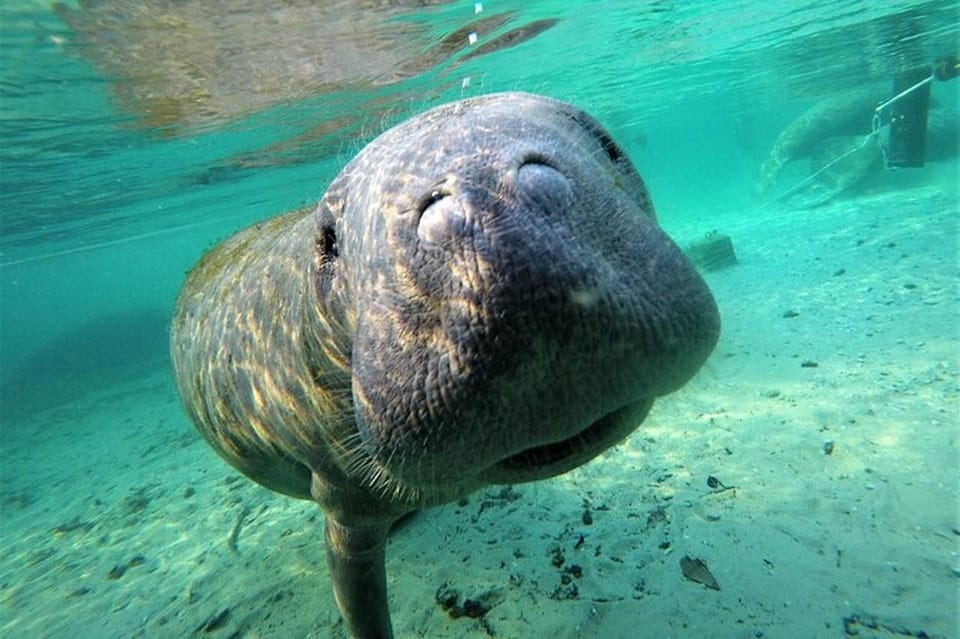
[{"left": 343, "top": 96, "right": 719, "bottom": 492}]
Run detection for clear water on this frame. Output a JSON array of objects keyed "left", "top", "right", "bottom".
[{"left": 1, "top": 1, "right": 958, "bottom": 637}]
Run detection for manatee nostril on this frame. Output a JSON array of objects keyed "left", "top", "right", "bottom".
[
  {"left": 416, "top": 189, "right": 448, "bottom": 215},
  {"left": 516, "top": 159, "right": 572, "bottom": 209},
  {"left": 416, "top": 191, "right": 467, "bottom": 246},
  {"left": 518, "top": 152, "right": 554, "bottom": 168}
]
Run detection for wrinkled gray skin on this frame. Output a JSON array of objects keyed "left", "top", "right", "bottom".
[{"left": 171, "top": 92, "right": 720, "bottom": 638}]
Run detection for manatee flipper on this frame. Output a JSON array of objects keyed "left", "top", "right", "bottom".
[{"left": 324, "top": 515, "right": 394, "bottom": 639}]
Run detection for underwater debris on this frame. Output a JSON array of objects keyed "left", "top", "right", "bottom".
[
  {"left": 550, "top": 565, "right": 583, "bottom": 600},
  {"left": 122, "top": 485, "right": 154, "bottom": 517},
  {"left": 546, "top": 541, "right": 584, "bottom": 601},
  {"left": 706, "top": 476, "right": 737, "bottom": 495},
  {"left": 823, "top": 441, "right": 836, "bottom": 455},
  {"left": 801, "top": 360, "right": 819, "bottom": 368},
  {"left": 550, "top": 546, "right": 566, "bottom": 568},
  {"left": 196, "top": 608, "right": 231, "bottom": 633},
  {"left": 106, "top": 554, "right": 146, "bottom": 580},
  {"left": 472, "top": 485, "right": 523, "bottom": 521},
  {"left": 106, "top": 564, "right": 126, "bottom": 580},
  {"left": 679, "top": 555, "right": 721, "bottom": 591},
  {"left": 842, "top": 613, "right": 933, "bottom": 638},
  {"left": 51, "top": 517, "right": 94, "bottom": 536},
  {"left": 2, "top": 490, "right": 32, "bottom": 510},
  {"left": 435, "top": 581, "right": 502, "bottom": 637},
  {"left": 227, "top": 504, "right": 251, "bottom": 555},
  {"left": 645, "top": 505, "right": 669, "bottom": 529},
  {"left": 686, "top": 231, "right": 738, "bottom": 271}
]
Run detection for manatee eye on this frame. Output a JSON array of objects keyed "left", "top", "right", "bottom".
[
  {"left": 564, "top": 110, "right": 626, "bottom": 163},
  {"left": 319, "top": 224, "right": 338, "bottom": 262},
  {"left": 313, "top": 220, "right": 339, "bottom": 301},
  {"left": 595, "top": 129, "right": 625, "bottom": 163}
]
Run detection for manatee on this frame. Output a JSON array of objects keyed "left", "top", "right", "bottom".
[
  {"left": 756, "top": 85, "right": 959, "bottom": 208},
  {"left": 782, "top": 134, "right": 883, "bottom": 208},
  {"left": 754, "top": 87, "right": 880, "bottom": 198},
  {"left": 170, "top": 92, "right": 720, "bottom": 638}
]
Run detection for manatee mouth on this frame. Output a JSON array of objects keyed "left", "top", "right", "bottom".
[{"left": 489, "top": 399, "right": 653, "bottom": 479}]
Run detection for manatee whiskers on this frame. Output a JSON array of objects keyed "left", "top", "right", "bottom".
[
  {"left": 171, "top": 92, "right": 719, "bottom": 638},
  {"left": 338, "top": 431, "right": 426, "bottom": 505}
]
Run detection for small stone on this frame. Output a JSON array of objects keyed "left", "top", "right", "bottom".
[
  {"left": 435, "top": 582, "right": 460, "bottom": 614},
  {"left": 550, "top": 547, "right": 565, "bottom": 568},
  {"left": 461, "top": 598, "right": 490, "bottom": 619},
  {"left": 801, "top": 360, "right": 818, "bottom": 368},
  {"left": 198, "top": 608, "right": 230, "bottom": 633},
  {"left": 823, "top": 441, "right": 834, "bottom": 456},
  {"left": 782, "top": 310, "right": 799, "bottom": 318},
  {"left": 106, "top": 565, "right": 126, "bottom": 580},
  {"left": 832, "top": 268, "right": 846, "bottom": 276}
]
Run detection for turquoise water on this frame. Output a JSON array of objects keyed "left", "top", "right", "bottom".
[
  {"left": 1, "top": 2, "right": 958, "bottom": 638},
  {"left": 1, "top": 1, "right": 957, "bottom": 399}
]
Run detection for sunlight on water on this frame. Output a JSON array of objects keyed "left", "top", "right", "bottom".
[{"left": 3, "top": 1, "right": 956, "bottom": 266}]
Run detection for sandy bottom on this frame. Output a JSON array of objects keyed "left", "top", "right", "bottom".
[{"left": 1, "top": 185, "right": 957, "bottom": 638}]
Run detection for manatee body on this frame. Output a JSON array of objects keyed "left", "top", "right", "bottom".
[
  {"left": 754, "top": 87, "right": 880, "bottom": 199},
  {"left": 171, "top": 92, "right": 720, "bottom": 638},
  {"left": 755, "top": 86, "right": 959, "bottom": 207}
]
